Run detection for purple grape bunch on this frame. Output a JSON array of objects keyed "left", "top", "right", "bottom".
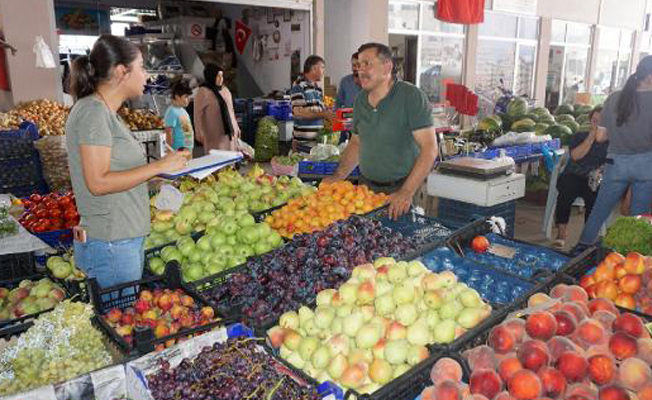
[
  {"left": 202, "top": 215, "right": 417, "bottom": 322},
  {"left": 146, "top": 337, "right": 321, "bottom": 400}
]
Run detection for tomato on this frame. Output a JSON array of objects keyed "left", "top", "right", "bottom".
[
  {"left": 50, "top": 218, "right": 64, "bottom": 230},
  {"left": 32, "top": 223, "right": 47, "bottom": 233},
  {"left": 22, "top": 199, "right": 33, "bottom": 209},
  {"left": 24, "top": 221, "right": 36, "bottom": 231},
  {"left": 64, "top": 208, "right": 79, "bottom": 221},
  {"left": 49, "top": 208, "right": 63, "bottom": 219},
  {"left": 64, "top": 219, "right": 77, "bottom": 229},
  {"left": 471, "top": 236, "right": 490, "bottom": 253},
  {"left": 23, "top": 213, "right": 37, "bottom": 223},
  {"left": 35, "top": 208, "right": 48, "bottom": 219},
  {"left": 59, "top": 196, "right": 72, "bottom": 208},
  {"left": 29, "top": 194, "right": 42, "bottom": 203},
  {"left": 47, "top": 193, "right": 60, "bottom": 201}
]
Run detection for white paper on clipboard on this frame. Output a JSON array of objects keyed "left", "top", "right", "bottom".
[{"left": 158, "top": 150, "right": 243, "bottom": 180}]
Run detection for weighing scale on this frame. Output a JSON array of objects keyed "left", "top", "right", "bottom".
[{"left": 429, "top": 157, "right": 526, "bottom": 207}]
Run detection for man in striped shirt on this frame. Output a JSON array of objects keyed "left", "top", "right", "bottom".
[{"left": 291, "top": 55, "right": 334, "bottom": 140}]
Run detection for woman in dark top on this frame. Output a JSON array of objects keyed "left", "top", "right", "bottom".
[
  {"left": 554, "top": 106, "right": 607, "bottom": 248},
  {"left": 576, "top": 56, "right": 652, "bottom": 248}
]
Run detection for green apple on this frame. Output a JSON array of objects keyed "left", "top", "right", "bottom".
[
  {"left": 162, "top": 248, "right": 183, "bottom": 264},
  {"left": 267, "top": 231, "right": 284, "bottom": 247},
  {"left": 226, "top": 235, "right": 238, "bottom": 246},
  {"left": 237, "top": 214, "right": 256, "bottom": 228},
  {"left": 196, "top": 236, "right": 212, "bottom": 252},
  {"left": 149, "top": 257, "right": 165, "bottom": 272},
  {"left": 178, "top": 242, "right": 197, "bottom": 258},
  {"left": 234, "top": 245, "right": 254, "bottom": 259},
  {"left": 186, "top": 264, "right": 204, "bottom": 281},
  {"left": 160, "top": 245, "right": 177, "bottom": 260},
  {"left": 200, "top": 252, "right": 214, "bottom": 265},
  {"left": 205, "top": 262, "right": 223, "bottom": 275},
  {"left": 186, "top": 249, "right": 202, "bottom": 264},
  {"left": 198, "top": 211, "right": 214, "bottom": 224},
  {"left": 237, "top": 226, "right": 260, "bottom": 245},
  {"left": 253, "top": 241, "right": 272, "bottom": 255},
  {"left": 221, "top": 220, "right": 238, "bottom": 236},
  {"left": 176, "top": 235, "right": 194, "bottom": 248},
  {"left": 210, "top": 232, "right": 227, "bottom": 249},
  {"left": 215, "top": 245, "right": 234, "bottom": 258},
  {"left": 235, "top": 201, "right": 249, "bottom": 211},
  {"left": 228, "top": 255, "right": 247, "bottom": 268}
]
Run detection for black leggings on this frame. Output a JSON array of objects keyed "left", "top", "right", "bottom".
[{"left": 555, "top": 173, "right": 598, "bottom": 225}]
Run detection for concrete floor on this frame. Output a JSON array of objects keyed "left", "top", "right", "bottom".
[{"left": 514, "top": 199, "right": 587, "bottom": 252}]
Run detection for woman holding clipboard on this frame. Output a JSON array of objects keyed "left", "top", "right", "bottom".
[{"left": 66, "top": 35, "right": 189, "bottom": 289}]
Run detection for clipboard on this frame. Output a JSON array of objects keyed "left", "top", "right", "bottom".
[{"left": 158, "top": 150, "right": 244, "bottom": 179}]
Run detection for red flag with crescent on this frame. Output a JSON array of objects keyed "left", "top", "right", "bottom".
[{"left": 235, "top": 20, "right": 252, "bottom": 55}]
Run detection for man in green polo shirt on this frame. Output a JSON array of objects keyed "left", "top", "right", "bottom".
[{"left": 328, "top": 42, "right": 438, "bottom": 219}]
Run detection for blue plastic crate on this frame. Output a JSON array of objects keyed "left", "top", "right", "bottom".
[
  {"left": 420, "top": 247, "right": 534, "bottom": 306},
  {"left": 367, "top": 207, "right": 454, "bottom": 248},
  {"left": 33, "top": 228, "right": 73, "bottom": 250},
  {"left": 298, "top": 160, "right": 324, "bottom": 175},
  {"left": 0, "top": 122, "right": 39, "bottom": 141},
  {"left": 0, "top": 155, "right": 46, "bottom": 187},
  {"left": 438, "top": 199, "right": 516, "bottom": 236}
]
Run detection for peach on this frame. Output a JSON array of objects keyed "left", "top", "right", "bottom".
[
  {"left": 495, "top": 391, "right": 517, "bottom": 400},
  {"left": 564, "top": 286, "right": 589, "bottom": 304},
  {"left": 614, "top": 294, "right": 636, "bottom": 310},
  {"left": 612, "top": 313, "right": 645, "bottom": 338},
  {"left": 624, "top": 252, "right": 645, "bottom": 275},
  {"left": 554, "top": 311, "right": 577, "bottom": 336},
  {"left": 619, "top": 357, "right": 652, "bottom": 392},
  {"left": 598, "top": 385, "right": 630, "bottom": 400},
  {"left": 576, "top": 319, "right": 607, "bottom": 347},
  {"left": 435, "top": 380, "right": 463, "bottom": 400},
  {"left": 517, "top": 340, "right": 550, "bottom": 372},
  {"left": 106, "top": 308, "right": 122, "bottom": 323},
  {"left": 267, "top": 326, "right": 286, "bottom": 348},
  {"left": 608, "top": 332, "right": 638, "bottom": 360},
  {"left": 538, "top": 367, "right": 567, "bottom": 399},
  {"left": 561, "top": 303, "right": 588, "bottom": 323},
  {"left": 580, "top": 275, "right": 596, "bottom": 290},
  {"left": 547, "top": 336, "right": 580, "bottom": 361},
  {"left": 550, "top": 284, "right": 568, "bottom": 299},
  {"left": 604, "top": 252, "right": 626, "bottom": 267},
  {"left": 592, "top": 310, "right": 617, "bottom": 332},
  {"left": 431, "top": 357, "right": 464, "bottom": 385},
  {"left": 509, "top": 369, "right": 542, "bottom": 400},
  {"left": 637, "top": 385, "right": 652, "bottom": 400},
  {"left": 556, "top": 351, "right": 588, "bottom": 383},
  {"left": 636, "top": 338, "right": 652, "bottom": 363},
  {"left": 503, "top": 319, "right": 527, "bottom": 344},
  {"left": 614, "top": 265, "right": 627, "bottom": 279},
  {"left": 464, "top": 345, "right": 498, "bottom": 372},
  {"left": 595, "top": 281, "right": 620, "bottom": 301},
  {"left": 529, "top": 293, "right": 553, "bottom": 309},
  {"left": 618, "top": 275, "right": 642, "bottom": 294},
  {"left": 566, "top": 384, "right": 597, "bottom": 400},
  {"left": 587, "top": 354, "right": 616, "bottom": 386},
  {"left": 499, "top": 354, "right": 523, "bottom": 382},
  {"left": 470, "top": 369, "right": 503, "bottom": 400},
  {"left": 466, "top": 395, "right": 489, "bottom": 400},
  {"left": 588, "top": 298, "right": 619, "bottom": 316},
  {"left": 489, "top": 325, "right": 517, "bottom": 354},
  {"left": 526, "top": 312, "right": 558, "bottom": 341},
  {"left": 421, "top": 387, "right": 437, "bottom": 400},
  {"left": 595, "top": 263, "right": 616, "bottom": 282}
]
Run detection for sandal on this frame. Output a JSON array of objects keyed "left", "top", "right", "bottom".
[{"left": 552, "top": 239, "right": 566, "bottom": 249}]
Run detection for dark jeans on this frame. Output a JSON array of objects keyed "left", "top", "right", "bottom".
[
  {"left": 359, "top": 175, "right": 405, "bottom": 195},
  {"left": 555, "top": 173, "right": 597, "bottom": 225}
]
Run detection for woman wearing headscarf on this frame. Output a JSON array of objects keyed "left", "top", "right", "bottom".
[{"left": 193, "top": 63, "right": 240, "bottom": 153}]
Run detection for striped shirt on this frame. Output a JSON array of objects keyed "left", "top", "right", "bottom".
[{"left": 291, "top": 76, "right": 325, "bottom": 140}]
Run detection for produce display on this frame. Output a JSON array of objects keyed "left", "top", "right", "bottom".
[
  {"left": 254, "top": 116, "right": 280, "bottom": 162},
  {"left": 0, "top": 112, "right": 22, "bottom": 131},
  {"left": 118, "top": 107, "right": 164, "bottom": 131},
  {"left": 33, "top": 135, "right": 72, "bottom": 192},
  {"left": 148, "top": 216, "right": 283, "bottom": 282},
  {"left": 268, "top": 258, "right": 491, "bottom": 394},
  {"left": 579, "top": 251, "right": 652, "bottom": 313},
  {"left": 145, "top": 336, "right": 322, "bottom": 400},
  {"left": 273, "top": 153, "right": 304, "bottom": 166},
  {"left": 420, "top": 284, "right": 652, "bottom": 400},
  {"left": 603, "top": 217, "right": 652, "bottom": 256},
  {"left": 10, "top": 99, "right": 69, "bottom": 136},
  {"left": 18, "top": 191, "right": 79, "bottom": 233},
  {"left": 202, "top": 215, "right": 418, "bottom": 322},
  {"left": 102, "top": 288, "right": 217, "bottom": 349},
  {"left": 265, "top": 181, "right": 387, "bottom": 237},
  {"left": 0, "top": 301, "right": 114, "bottom": 396},
  {"left": 0, "top": 277, "right": 66, "bottom": 320},
  {"left": 45, "top": 252, "right": 85, "bottom": 281},
  {"left": 0, "top": 207, "right": 18, "bottom": 239}
]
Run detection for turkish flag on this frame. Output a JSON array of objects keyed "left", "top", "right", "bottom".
[
  {"left": 235, "top": 20, "right": 252, "bottom": 55},
  {"left": 437, "top": 0, "right": 485, "bottom": 24}
]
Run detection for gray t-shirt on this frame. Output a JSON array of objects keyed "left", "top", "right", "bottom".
[
  {"left": 66, "top": 96, "right": 150, "bottom": 241},
  {"left": 600, "top": 90, "right": 652, "bottom": 155}
]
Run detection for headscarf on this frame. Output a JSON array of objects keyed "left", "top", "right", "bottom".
[{"left": 201, "top": 63, "right": 234, "bottom": 139}]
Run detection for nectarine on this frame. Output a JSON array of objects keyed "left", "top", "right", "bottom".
[
  {"left": 489, "top": 325, "right": 517, "bottom": 354},
  {"left": 608, "top": 331, "right": 638, "bottom": 360},
  {"left": 498, "top": 355, "right": 523, "bottom": 382},
  {"left": 587, "top": 354, "right": 616, "bottom": 386},
  {"left": 526, "top": 312, "right": 558, "bottom": 341},
  {"left": 508, "top": 369, "right": 542, "bottom": 400},
  {"left": 556, "top": 351, "right": 588, "bottom": 383},
  {"left": 612, "top": 313, "right": 645, "bottom": 338},
  {"left": 538, "top": 367, "right": 567, "bottom": 399},
  {"left": 517, "top": 340, "right": 550, "bottom": 372},
  {"left": 470, "top": 369, "right": 503, "bottom": 400}
]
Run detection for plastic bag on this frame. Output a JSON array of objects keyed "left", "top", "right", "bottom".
[
  {"left": 308, "top": 144, "right": 340, "bottom": 161},
  {"left": 33, "top": 36, "right": 56, "bottom": 69},
  {"left": 33, "top": 135, "right": 72, "bottom": 192},
  {"left": 237, "top": 138, "right": 255, "bottom": 159}
]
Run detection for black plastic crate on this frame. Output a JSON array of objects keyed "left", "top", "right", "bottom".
[
  {"left": 365, "top": 206, "right": 454, "bottom": 250},
  {"left": 438, "top": 199, "right": 516, "bottom": 237},
  {"left": 559, "top": 246, "right": 608, "bottom": 280},
  {"left": 142, "top": 230, "right": 204, "bottom": 276},
  {"left": 0, "top": 252, "right": 36, "bottom": 282},
  {"left": 88, "top": 262, "right": 230, "bottom": 357}
]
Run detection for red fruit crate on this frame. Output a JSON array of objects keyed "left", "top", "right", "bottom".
[{"left": 88, "top": 262, "right": 234, "bottom": 357}]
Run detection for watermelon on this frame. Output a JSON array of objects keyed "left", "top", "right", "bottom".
[
  {"left": 555, "top": 114, "right": 576, "bottom": 123},
  {"left": 478, "top": 117, "right": 501, "bottom": 132},
  {"left": 490, "top": 114, "right": 502, "bottom": 125},
  {"left": 507, "top": 97, "right": 529, "bottom": 117},
  {"left": 525, "top": 113, "right": 540, "bottom": 123},
  {"left": 560, "top": 120, "right": 580, "bottom": 134},
  {"left": 511, "top": 118, "right": 537, "bottom": 132},
  {"left": 539, "top": 114, "right": 556, "bottom": 124},
  {"left": 498, "top": 113, "right": 515, "bottom": 132},
  {"left": 576, "top": 114, "right": 590, "bottom": 125},
  {"left": 574, "top": 105, "right": 593, "bottom": 116},
  {"left": 533, "top": 107, "right": 552, "bottom": 116},
  {"left": 534, "top": 123, "right": 550, "bottom": 135},
  {"left": 578, "top": 123, "right": 591, "bottom": 132},
  {"left": 544, "top": 124, "right": 573, "bottom": 145},
  {"left": 555, "top": 103, "right": 574, "bottom": 115}
]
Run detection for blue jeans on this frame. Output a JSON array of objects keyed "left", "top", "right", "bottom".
[
  {"left": 579, "top": 151, "right": 652, "bottom": 245},
  {"left": 74, "top": 236, "right": 145, "bottom": 290}
]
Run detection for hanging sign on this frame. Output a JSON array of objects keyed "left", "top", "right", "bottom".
[
  {"left": 235, "top": 20, "right": 252, "bottom": 55},
  {"left": 493, "top": 0, "right": 538, "bottom": 15}
]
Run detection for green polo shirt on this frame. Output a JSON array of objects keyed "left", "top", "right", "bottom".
[{"left": 353, "top": 80, "right": 433, "bottom": 183}]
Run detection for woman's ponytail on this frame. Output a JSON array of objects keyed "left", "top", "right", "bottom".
[
  {"left": 69, "top": 35, "right": 140, "bottom": 101},
  {"left": 616, "top": 55, "right": 652, "bottom": 127},
  {"left": 71, "top": 55, "right": 97, "bottom": 100}
]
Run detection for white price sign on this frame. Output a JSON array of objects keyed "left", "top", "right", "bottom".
[{"left": 154, "top": 184, "right": 184, "bottom": 212}]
